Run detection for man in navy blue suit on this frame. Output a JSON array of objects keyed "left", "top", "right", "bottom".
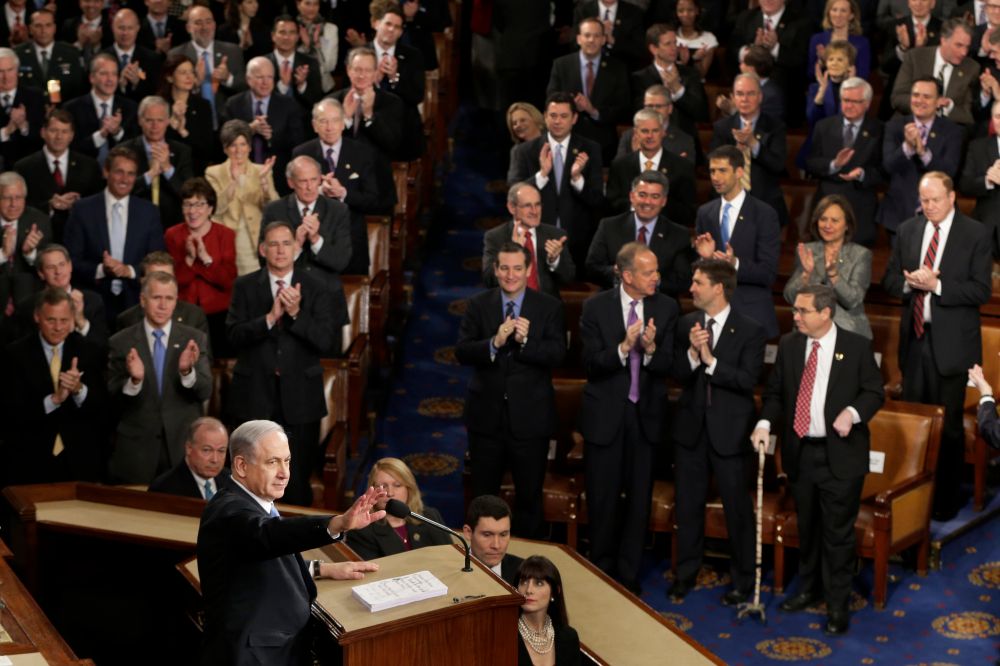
[
  {"left": 693, "top": 146, "right": 780, "bottom": 338},
  {"left": 63, "top": 145, "right": 165, "bottom": 326}
]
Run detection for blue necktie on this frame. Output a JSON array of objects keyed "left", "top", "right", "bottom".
[
  {"left": 204, "top": 479, "right": 214, "bottom": 500},
  {"left": 720, "top": 202, "right": 732, "bottom": 249},
  {"left": 119, "top": 53, "right": 129, "bottom": 72},
  {"left": 326, "top": 146, "right": 336, "bottom": 173},
  {"left": 152, "top": 329, "right": 166, "bottom": 394},
  {"left": 269, "top": 504, "right": 280, "bottom": 517},
  {"left": 200, "top": 50, "right": 217, "bottom": 129},
  {"left": 97, "top": 102, "right": 110, "bottom": 165},
  {"left": 552, "top": 143, "right": 564, "bottom": 194},
  {"left": 109, "top": 201, "right": 124, "bottom": 295}
]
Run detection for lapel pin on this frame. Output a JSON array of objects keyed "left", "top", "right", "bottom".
[
  {"left": 572, "top": 148, "right": 579, "bottom": 155},
  {"left": 413, "top": 533, "right": 421, "bottom": 542},
  {"left": 172, "top": 343, "right": 180, "bottom": 349},
  {"left": 729, "top": 327, "right": 735, "bottom": 334},
  {"left": 862, "top": 130, "right": 869, "bottom": 137},
  {"left": 755, "top": 133, "right": 761, "bottom": 140},
  {"left": 930, "top": 132, "right": 937, "bottom": 138},
  {"left": 739, "top": 215, "right": 744, "bottom": 220},
  {"left": 345, "top": 163, "right": 351, "bottom": 169},
  {"left": 835, "top": 352, "right": 844, "bottom": 361},
  {"left": 601, "top": 61, "right": 607, "bottom": 68}
]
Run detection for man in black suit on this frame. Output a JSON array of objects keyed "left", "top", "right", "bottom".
[
  {"left": 0, "top": 170, "right": 50, "bottom": 341},
  {"left": 463, "top": 494, "right": 524, "bottom": 587},
  {"left": 225, "top": 56, "right": 305, "bottom": 197},
  {"left": 103, "top": 8, "right": 162, "bottom": 104},
  {"left": 60, "top": 0, "right": 112, "bottom": 62},
  {"left": 0, "top": 47, "right": 45, "bottom": 167},
  {"left": 0, "top": 0, "right": 32, "bottom": 47},
  {"left": 197, "top": 420, "right": 382, "bottom": 666},
  {"left": 226, "top": 221, "right": 341, "bottom": 506},
  {"left": 710, "top": 73, "right": 789, "bottom": 228},
  {"left": 1, "top": 287, "right": 108, "bottom": 487},
  {"left": 15, "top": 9, "right": 88, "bottom": 103},
  {"left": 579, "top": 242, "right": 677, "bottom": 592},
  {"left": 574, "top": 0, "right": 645, "bottom": 71},
  {"left": 14, "top": 108, "right": 104, "bottom": 242},
  {"left": 492, "top": 0, "right": 552, "bottom": 111},
  {"left": 882, "top": 171, "right": 993, "bottom": 520},
  {"left": 137, "top": 0, "right": 183, "bottom": 55},
  {"left": 293, "top": 99, "right": 382, "bottom": 276},
  {"left": 121, "top": 96, "right": 194, "bottom": 230},
  {"left": 148, "top": 416, "right": 234, "bottom": 499},
  {"left": 694, "top": 146, "right": 781, "bottom": 338},
  {"left": 969, "top": 359, "right": 1000, "bottom": 450},
  {"left": 508, "top": 92, "right": 605, "bottom": 279},
  {"left": 606, "top": 108, "right": 696, "bottom": 226},
  {"left": 805, "top": 78, "right": 885, "bottom": 248},
  {"left": 587, "top": 170, "right": 693, "bottom": 298},
  {"left": 958, "top": 98, "right": 1000, "bottom": 257},
  {"left": 669, "top": 258, "right": 766, "bottom": 604},
  {"left": 616, "top": 84, "right": 696, "bottom": 163},
  {"left": 457, "top": 242, "right": 567, "bottom": 538},
  {"left": 260, "top": 155, "right": 351, "bottom": 355},
  {"left": 114, "top": 251, "right": 210, "bottom": 336},
  {"left": 753, "top": 284, "right": 885, "bottom": 635},
  {"left": 880, "top": 0, "right": 942, "bottom": 111},
  {"left": 330, "top": 46, "right": 404, "bottom": 214},
  {"left": 482, "top": 182, "right": 574, "bottom": 301},
  {"left": 63, "top": 53, "right": 139, "bottom": 163},
  {"left": 879, "top": 77, "right": 963, "bottom": 237},
  {"left": 630, "top": 24, "right": 707, "bottom": 141},
  {"left": 268, "top": 15, "right": 323, "bottom": 113},
  {"left": 369, "top": 1, "right": 426, "bottom": 161},
  {"left": 546, "top": 17, "right": 630, "bottom": 164}
]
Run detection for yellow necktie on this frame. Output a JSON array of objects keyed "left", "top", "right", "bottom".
[
  {"left": 644, "top": 159, "right": 654, "bottom": 172},
  {"left": 50, "top": 349, "right": 64, "bottom": 456},
  {"left": 739, "top": 145, "right": 752, "bottom": 191},
  {"left": 151, "top": 173, "right": 160, "bottom": 205}
]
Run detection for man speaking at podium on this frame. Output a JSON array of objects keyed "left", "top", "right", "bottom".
[{"left": 197, "top": 420, "right": 385, "bottom": 666}]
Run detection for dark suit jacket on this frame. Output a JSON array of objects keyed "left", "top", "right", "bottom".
[
  {"left": 710, "top": 113, "right": 789, "bottom": 227},
  {"left": 616, "top": 125, "right": 696, "bottom": 163},
  {"left": 116, "top": 299, "right": 210, "bottom": 337},
  {"left": 629, "top": 63, "right": 707, "bottom": 139},
  {"left": 0, "top": 1, "right": 34, "bottom": 46},
  {"left": 517, "top": 623, "right": 581, "bottom": 666},
  {"left": 574, "top": 1, "right": 645, "bottom": 69},
  {"left": 224, "top": 92, "right": 305, "bottom": 196},
  {"left": 881, "top": 16, "right": 942, "bottom": 77},
  {"left": 63, "top": 92, "right": 139, "bottom": 160},
  {"left": 481, "top": 221, "right": 575, "bottom": 300},
  {"left": 371, "top": 42, "right": 426, "bottom": 160},
  {"left": 0, "top": 85, "right": 45, "bottom": 166},
  {"left": 101, "top": 44, "right": 163, "bottom": 103},
  {"left": 14, "top": 149, "right": 104, "bottom": 240},
  {"left": 167, "top": 39, "right": 247, "bottom": 95},
  {"left": 164, "top": 92, "right": 218, "bottom": 174},
  {"left": 106, "top": 321, "right": 212, "bottom": 483},
  {"left": 546, "top": 52, "right": 630, "bottom": 163},
  {"left": 265, "top": 51, "right": 323, "bottom": 112},
  {"left": 2, "top": 206, "right": 52, "bottom": 275},
  {"left": 14, "top": 286, "right": 108, "bottom": 347},
  {"left": 878, "top": 115, "right": 963, "bottom": 232},
  {"left": 291, "top": 137, "right": 381, "bottom": 275},
  {"left": 260, "top": 195, "right": 351, "bottom": 333},
  {"left": 671, "top": 310, "right": 766, "bottom": 455},
  {"left": 456, "top": 287, "right": 566, "bottom": 439},
  {"left": 14, "top": 40, "right": 87, "bottom": 102},
  {"left": 148, "top": 462, "right": 235, "bottom": 499},
  {"left": 63, "top": 192, "right": 165, "bottom": 308},
  {"left": 958, "top": 135, "right": 1000, "bottom": 258},
  {"left": 760, "top": 327, "right": 885, "bottom": 481},
  {"left": 977, "top": 398, "right": 1000, "bottom": 450},
  {"left": 882, "top": 211, "right": 993, "bottom": 376},
  {"left": 605, "top": 149, "right": 696, "bottom": 226},
  {"left": 226, "top": 268, "right": 336, "bottom": 425},
  {"left": 1, "top": 331, "right": 108, "bottom": 484},
  {"left": 695, "top": 195, "right": 781, "bottom": 338},
  {"left": 585, "top": 212, "right": 693, "bottom": 298},
  {"left": 891, "top": 46, "right": 981, "bottom": 125},
  {"left": 59, "top": 13, "right": 113, "bottom": 57},
  {"left": 119, "top": 136, "right": 194, "bottom": 230},
  {"left": 345, "top": 507, "right": 453, "bottom": 560},
  {"left": 500, "top": 552, "right": 524, "bottom": 587},
  {"left": 197, "top": 485, "right": 337, "bottom": 666},
  {"left": 136, "top": 14, "right": 185, "bottom": 52},
  {"left": 805, "top": 114, "right": 885, "bottom": 247},
  {"left": 579, "top": 288, "right": 677, "bottom": 446}
]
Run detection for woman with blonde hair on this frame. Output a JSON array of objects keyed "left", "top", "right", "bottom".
[
  {"left": 345, "top": 458, "right": 452, "bottom": 559},
  {"left": 808, "top": 0, "right": 870, "bottom": 80},
  {"left": 505, "top": 102, "right": 544, "bottom": 183}
]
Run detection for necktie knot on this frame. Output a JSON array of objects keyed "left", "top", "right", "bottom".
[
  {"left": 276, "top": 279, "right": 286, "bottom": 291},
  {"left": 153, "top": 329, "right": 164, "bottom": 341},
  {"left": 100, "top": 102, "right": 108, "bottom": 118},
  {"left": 301, "top": 206, "right": 310, "bottom": 217}
]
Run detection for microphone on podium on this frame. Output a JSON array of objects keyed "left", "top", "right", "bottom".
[{"left": 384, "top": 499, "right": 474, "bottom": 572}]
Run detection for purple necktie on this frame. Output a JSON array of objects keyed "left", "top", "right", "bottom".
[
  {"left": 628, "top": 299, "right": 640, "bottom": 403},
  {"left": 252, "top": 100, "right": 266, "bottom": 163}
]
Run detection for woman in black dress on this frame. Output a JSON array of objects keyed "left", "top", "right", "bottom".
[
  {"left": 516, "top": 556, "right": 581, "bottom": 666},
  {"left": 158, "top": 53, "right": 219, "bottom": 173}
]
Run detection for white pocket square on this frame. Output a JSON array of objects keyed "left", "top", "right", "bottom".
[{"left": 348, "top": 172, "right": 360, "bottom": 180}]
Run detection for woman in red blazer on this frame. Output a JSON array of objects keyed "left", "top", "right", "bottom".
[{"left": 165, "top": 177, "right": 238, "bottom": 357}]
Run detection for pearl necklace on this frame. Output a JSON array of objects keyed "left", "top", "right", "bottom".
[{"left": 518, "top": 615, "right": 555, "bottom": 654}]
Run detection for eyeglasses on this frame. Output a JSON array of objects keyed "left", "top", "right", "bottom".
[
  {"left": 181, "top": 201, "right": 208, "bottom": 210},
  {"left": 840, "top": 97, "right": 867, "bottom": 105},
  {"left": 792, "top": 307, "right": 818, "bottom": 316}
]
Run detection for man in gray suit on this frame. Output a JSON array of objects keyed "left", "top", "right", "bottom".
[
  {"left": 107, "top": 271, "right": 212, "bottom": 484},
  {"left": 482, "top": 182, "right": 575, "bottom": 300}
]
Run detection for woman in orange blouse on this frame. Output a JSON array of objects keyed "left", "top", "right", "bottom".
[{"left": 165, "top": 177, "right": 238, "bottom": 358}]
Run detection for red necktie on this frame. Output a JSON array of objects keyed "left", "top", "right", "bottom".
[
  {"left": 637, "top": 225, "right": 648, "bottom": 245},
  {"left": 523, "top": 231, "right": 540, "bottom": 291},
  {"left": 52, "top": 161, "right": 64, "bottom": 189},
  {"left": 912, "top": 224, "right": 940, "bottom": 338},
  {"left": 793, "top": 341, "right": 821, "bottom": 438}
]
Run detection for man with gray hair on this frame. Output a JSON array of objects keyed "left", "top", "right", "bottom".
[
  {"left": 63, "top": 53, "right": 139, "bottom": 163},
  {"left": 197, "top": 420, "right": 383, "bottom": 665},
  {"left": 292, "top": 98, "right": 382, "bottom": 275},
  {"left": 0, "top": 171, "right": 51, "bottom": 339},
  {"left": 149, "top": 416, "right": 235, "bottom": 499},
  {"left": 616, "top": 85, "right": 696, "bottom": 163},
  {"left": 120, "top": 96, "right": 194, "bottom": 229},
  {"left": 0, "top": 46, "right": 45, "bottom": 166},
  {"left": 804, "top": 77, "right": 885, "bottom": 247},
  {"left": 481, "top": 181, "right": 574, "bottom": 300},
  {"left": 606, "top": 107, "right": 695, "bottom": 226}
]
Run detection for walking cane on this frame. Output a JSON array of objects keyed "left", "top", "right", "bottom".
[{"left": 737, "top": 445, "right": 767, "bottom": 624}]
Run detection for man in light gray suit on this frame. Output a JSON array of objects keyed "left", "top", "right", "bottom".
[{"left": 107, "top": 271, "right": 212, "bottom": 484}]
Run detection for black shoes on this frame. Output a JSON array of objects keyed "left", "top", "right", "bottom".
[
  {"left": 824, "top": 610, "right": 850, "bottom": 635},
  {"left": 779, "top": 592, "right": 821, "bottom": 613},
  {"left": 668, "top": 578, "right": 695, "bottom": 600},
  {"left": 721, "top": 588, "right": 752, "bottom": 607}
]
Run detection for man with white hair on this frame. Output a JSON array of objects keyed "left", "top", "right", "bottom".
[
  {"left": 0, "top": 47, "right": 45, "bottom": 166},
  {"left": 0, "top": 170, "right": 50, "bottom": 337}
]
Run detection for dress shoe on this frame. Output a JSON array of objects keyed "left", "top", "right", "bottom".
[
  {"left": 779, "top": 592, "right": 820, "bottom": 613},
  {"left": 932, "top": 505, "right": 959, "bottom": 522},
  {"left": 721, "top": 588, "right": 752, "bottom": 607},
  {"left": 668, "top": 578, "right": 695, "bottom": 600},
  {"left": 824, "top": 611, "right": 850, "bottom": 635},
  {"left": 622, "top": 579, "right": 643, "bottom": 596}
]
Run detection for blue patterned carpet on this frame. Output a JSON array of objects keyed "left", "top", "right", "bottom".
[{"left": 356, "top": 106, "right": 1000, "bottom": 664}]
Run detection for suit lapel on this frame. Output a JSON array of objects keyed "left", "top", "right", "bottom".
[
  {"left": 825, "top": 329, "right": 847, "bottom": 408},
  {"left": 790, "top": 333, "right": 806, "bottom": 390}
]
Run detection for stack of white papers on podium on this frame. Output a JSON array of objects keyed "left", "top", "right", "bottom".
[{"left": 352, "top": 570, "right": 448, "bottom": 612}]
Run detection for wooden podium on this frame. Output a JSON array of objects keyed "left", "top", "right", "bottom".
[{"left": 311, "top": 544, "right": 523, "bottom": 665}]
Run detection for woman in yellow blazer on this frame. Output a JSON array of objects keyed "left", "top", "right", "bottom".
[{"left": 205, "top": 119, "right": 280, "bottom": 275}]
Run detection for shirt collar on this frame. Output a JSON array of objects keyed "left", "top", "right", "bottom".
[
  {"left": 143, "top": 318, "right": 172, "bottom": 341},
  {"left": 322, "top": 138, "right": 343, "bottom": 155},
  {"left": 38, "top": 334, "right": 63, "bottom": 358},
  {"left": 268, "top": 269, "right": 293, "bottom": 289},
  {"left": 114, "top": 45, "right": 134, "bottom": 59},
  {"left": 578, "top": 50, "right": 601, "bottom": 69},
  {"left": 547, "top": 133, "right": 570, "bottom": 152},
  {"left": 633, "top": 212, "right": 659, "bottom": 229},
  {"left": 104, "top": 189, "right": 129, "bottom": 208},
  {"left": 43, "top": 146, "right": 66, "bottom": 164},
  {"left": 501, "top": 288, "right": 526, "bottom": 312},
  {"left": 91, "top": 90, "right": 114, "bottom": 107},
  {"left": 809, "top": 322, "right": 838, "bottom": 348},
  {"left": 295, "top": 196, "right": 317, "bottom": 213},
  {"left": 928, "top": 208, "right": 955, "bottom": 230},
  {"left": 705, "top": 304, "right": 732, "bottom": 330},
  {"left": 763, "top": 6, "right": 785, "bottom": 25},
  {"left": 619, "top": 284, "right": 642, "bottom": 308},
  {"left": 231, "top": 477, "right": 276, "bottom": 515},
  {"left": 722, "top": 187, "right": 747, "bottom": 208},
  {"left": 639, "top": 148, "right": 663, "bottom": 167}
]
